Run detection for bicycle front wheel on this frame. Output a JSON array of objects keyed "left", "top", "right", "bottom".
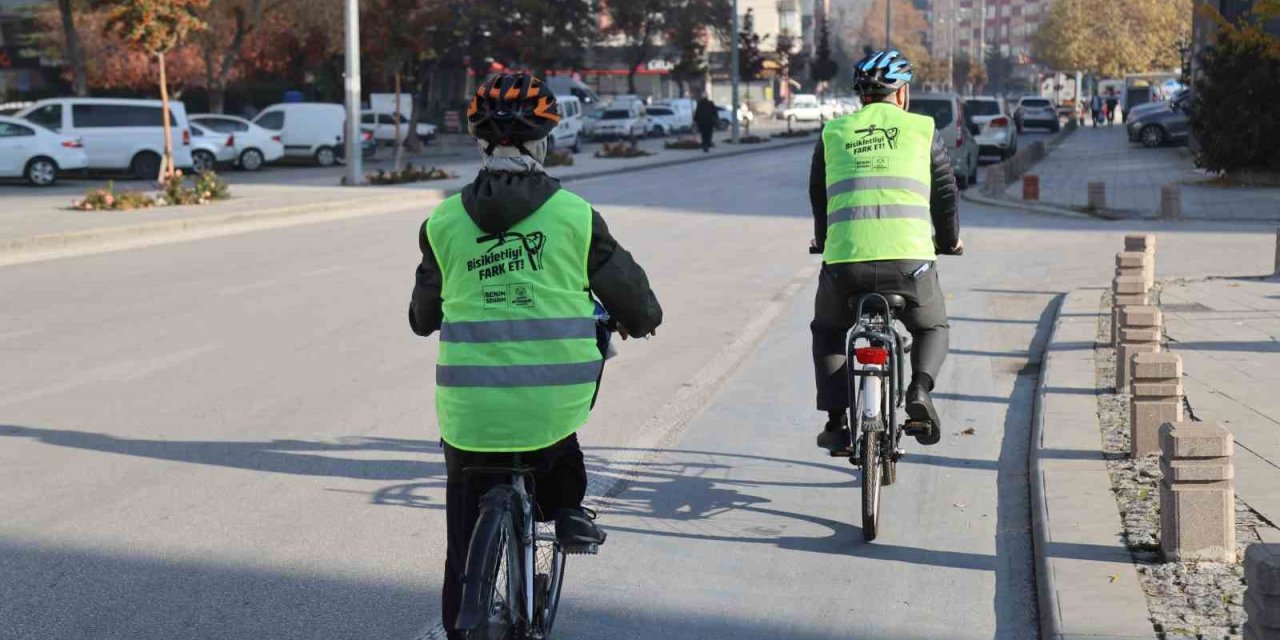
[
  {"left": 861, "top": 429, "right": 883, "bottom": 541},
  {"left": 461, "top": 492, "right": 526, "bottom": 640},
  {"left": 533, "top": 522, "right": 566, "bottom": 638}
]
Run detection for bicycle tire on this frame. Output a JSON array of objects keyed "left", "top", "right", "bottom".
[
  {"left": 861, "top": 428, "right": 882, "bottom": 541},
  {"left": 533, "top": 522, "right": 566, "bottom": 638},
  {"left": 459, "top": 488, "right": 526, "bottom": 640}
]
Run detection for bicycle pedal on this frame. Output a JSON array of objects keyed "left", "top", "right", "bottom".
[
  {"left": 827, "top": 448, "right": 852, "bottom": 458},
  {"left": 903, "top": 421, "right": 930, "bottom": 436},
  {"left": 564, "top": 543, "right": 601, "bottom": 556}
]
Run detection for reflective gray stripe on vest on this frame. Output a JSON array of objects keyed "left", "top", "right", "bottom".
[
  {"left": 440, "top": 317, "right": 596, "bottom": 344},
  {"left": 826, "top": 176, "right": 931, "bottom": 200},
  {"left": 827, "top": 203, "right": 931, "bottom": 225},
  {"left": 437, "top": 360, "right": 604, "bottom": 387}
]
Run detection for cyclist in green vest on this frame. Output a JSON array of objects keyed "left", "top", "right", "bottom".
[
  {"left": 809, "top": 50, "right": 963, "bottom": 453},
  {"left": 408, "top": 73, "right": 663, "bottom": 640}
]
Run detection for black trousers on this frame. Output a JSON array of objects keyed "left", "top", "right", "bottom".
[
  {"left": 441, "top": 433, "right": 587, "bottom": 636},
  {"left": 811, "top": 260, "right": 950, "bottom": 413},
  {"left": 698, "top": 125, "right": 715, "bottom": 150}
]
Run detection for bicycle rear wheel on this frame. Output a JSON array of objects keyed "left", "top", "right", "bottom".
[
  {"left": 532, "top": 522, "right": 566, "bottom": 638},
  {"left": 461, "top": 491, "right": 526, "bottom": 640},
  {"left": 861, "top": 428, "right": 883, "bottom": 541}
]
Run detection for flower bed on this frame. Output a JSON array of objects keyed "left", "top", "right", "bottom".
[
  {"left": 72, "top": 171, "right": 230, "bottom": 211},
  {"left": 663, "top": 138, "right": 703, "bottom": 150},
  {"left": 723, "top": 135, "right": 769, "bottom": 144},
  {"left": 545, "top": 150, "right": 575, "bottom": 167},
  {"left": 594, "top": 142, "right": 653, "bottom": 158},
  {"left": 366, "top": 164, "right": 456, "bottom": 185}
]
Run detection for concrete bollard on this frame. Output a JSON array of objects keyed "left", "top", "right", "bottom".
[
  {"left": 985, "top": 163, "right": 1007, "bottom": 195},
  {"left": 1130, "top": 352, "right": 1184, "bottom": 457},
  {"left": 1116, "top": 251, "right": 1153, "bottom": 300},
  {"left": 1244, "top": 543, "right": 1280, "bottom": 639},
  {"left": 1112, "top": 275, "right": 1150, "bottom": 348},
  {"left": 1159, "top": 421, "right": 1235, "bottom": 563},
  {"left": 1023, "top": 174, "right": 1040, "bottom": 200},
  {"left": 1116, "top": 305, "right": 1162, "bottom": 391},
  {"left": 1124, "top": 234, "right": 1157, "bottom": 292},
  {"left": 1159, "top": 184, "right": 1182, "bottom": 220},
  {"left": 1088, "top": 181, "right": 1107, "bottom": 210}
]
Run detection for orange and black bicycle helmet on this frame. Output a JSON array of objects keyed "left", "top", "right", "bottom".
[{"left": 467, "top": 73, "right": 561, "bottom": 154}]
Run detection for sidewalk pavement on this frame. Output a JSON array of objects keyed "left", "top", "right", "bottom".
[
  {"left": 1001, "top": 126, "right": 1280, "bottom": 222},
  {"left": 0, "top": 122, "right": 815, "bottom": 264},
  {"left": 1159, "top": 276, "right": 1280, "bottom": 530},
  {"left": 1033, "top": 288, "right": 1156, "bottom": 640}
]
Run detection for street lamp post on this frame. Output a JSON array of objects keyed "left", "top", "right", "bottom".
[
  {"left": 731, "top": 0, "right": 740, "bottom": 144},
  {"left": 343, "top": 0, "right": 362, "bottom": 186}
]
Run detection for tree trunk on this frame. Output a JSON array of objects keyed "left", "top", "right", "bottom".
[
  {"left": 393, "top": 72, "right": 404, "bottom": 172},
  {"left": 209, "top": 84, "right": 226, "bottom": 114},
  {"left": 627, "top": 67, "right": 638, "bottom": 94},
  {"left": 158, "top": 52, "right": 175, "bottom": 181},
  {"left": 58, "top": 0, "right": 88, "bottom": 96}
]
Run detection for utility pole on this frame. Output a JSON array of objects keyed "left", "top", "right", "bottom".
[
  {"left": 886, "top": 0, "right": 893, "bottom": 49},
  {"left": 343, "top": 0, "right": 363, "bottom": 186},
  {"left": 731, "top": 0, "right": 740, "bottom": 144}
]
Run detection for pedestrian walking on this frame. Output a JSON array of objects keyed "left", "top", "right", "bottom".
[
  {"left": 1106, "top": 92, "right": 1119, "bottom": 127},
  {"left": 693, "top": 95, "right": 719, "bottom": 153},
  {"left": 1090, "top": 93, "right": 1103, "bottom": 128}
]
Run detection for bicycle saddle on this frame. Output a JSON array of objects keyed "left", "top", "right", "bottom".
[{"left": 850, "top": 293, "right": 907, "bottom": 313}]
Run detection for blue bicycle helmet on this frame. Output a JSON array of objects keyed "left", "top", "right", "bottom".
[{"left": 853, "top": 50, "right": 914, "bottom": 96}]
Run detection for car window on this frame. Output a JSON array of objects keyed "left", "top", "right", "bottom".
[
  {"left": 196, "top": 117, "right": 247, "bottom": 133},
  {"left": 25, "top": 104, "right": 62, "bottom": 131},
  {"left": 0, "top": 122, "right": 36, "bottom": 137},
  {"left": 965, "top": 100, "right": 1001, "bottom": 116},
  {"left": 74, "top": 104, "right": 131, "bottom": 127},
  {"left": 380, "top": 114, "right": 400, "bottom": 125},
  {"left": 647, "top": 108, "right": 673, "bottom": 116},
  {"left": 600, "top": 110, "right": 631, "bottom": 120},
  {"left": 255, "top": 111, "right": 285, "bottom": 130},
  {"left": 361, "top": 114, "right": 376, "bottom": 124},
  {"left": 908, "top": 99, "right": 954, "bottom": 128},
  {"left": 190, "top": 123, "right": 208, "bottom": 137},
  {"left": 1022, "top": 99, "right": 1051, "bottom": 108}
]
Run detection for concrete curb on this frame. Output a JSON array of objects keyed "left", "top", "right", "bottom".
[
  {"left": 1031, "top": 288, "right": 1156, "bottom": 640},
  {"left": 0, "top": 136, "right": 813, "bottom": 266},
  {"left": 961, "top": 189, "right": 1102, "bottom": 220}
]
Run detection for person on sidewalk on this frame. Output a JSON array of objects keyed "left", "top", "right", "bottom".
[
  {"left": 808, "top": 50, "right": 963, "bottom": 452},
  {"left": 694, "top": 95, "right": 719, "bottom": 153},
  {"left": 409, "top": 73, "right": 663, "bottom": 640},
  {"left": 1106, "top": 92, "right": 1119, "bottom": 126},
  {"left": 1090, "top": 93, "right": 1103, "bottom": 128}
]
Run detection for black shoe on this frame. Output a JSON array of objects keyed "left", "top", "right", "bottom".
[
  {"left": 555, "top": 507, "right": 605, "bottom": 554},
  {"left": 816, "top": 417, "right": 852, "bottom": 454},
  {"left": 904, "top": 383, "right": 941, "bottom": 445}
]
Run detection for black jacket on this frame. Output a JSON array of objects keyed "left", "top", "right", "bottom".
[
  {"left": 410, "top": 170, "right": 663, "bottom": 338},
  {"left": 809, "top": 126, "right": 960, "bottom": 253},
  {"left": 693, "top": 98, "right": 719, "bottom": 130}
]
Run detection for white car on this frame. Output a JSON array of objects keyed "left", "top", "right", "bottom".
[
  {"left": 17, "top": 97, "right": 195, "bottom": 178},
  {"left": 360, "top": 110, "right": 438, "bottom": 145},
  {"left": 652, "top": 99, "right": 694, "bottom": 132},
  {"left": 253, "top": 103, "right": 345, "bottom": 166},
  {"left": 782, "top": 94, "right": 836, "bottom": 124},
  {"left": 716, "top": 105, "right": 754, "bottom": 130},
  {"left": 190, "top": 114, "right": 285, "bottom": 171},
  {"left": 589, "top": 106, "right": 648, "bottom": 140},
  {"left": 187, "top": 122, "right": 237, "bottom": 173},
  {"left": 1014, "top": 96, "right": 1061, "bottom": 132},
  {"left": 548, "top": 95, "right": 583, "bottom": 154},
  {"left": 0, "top": 115, "right": 87, "bottom": 186},
  {"left": 643, "top": 105, "right": 685, "bottom": 137},
  {"left": 964, "top": 96, "right": 1018, "bottom": 160}
]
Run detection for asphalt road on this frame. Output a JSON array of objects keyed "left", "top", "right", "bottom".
[{"left": 1, "top": 143, "right": 1274, "bottom": 640}]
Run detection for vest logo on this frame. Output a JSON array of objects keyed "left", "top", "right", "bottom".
[
  {"left": 845, "top": 124, "right": 900, "bottom": 153},
  {"left": 510, "top": 283, "right": 535, "bottom": 308},
  {"left": 467, "top": 230, "right": 547, "bottom": 281},
  {"left": 483, "top": 283, "right": 536, "bottom": 309}
]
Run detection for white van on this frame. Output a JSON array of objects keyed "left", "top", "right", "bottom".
[
  {"left": 548, "top": 95, "right": 583, "bottom": 154},
  {"left": 17, "top": 98, "right": 195, "bottom": 178},
  {"left": 654, "top": 98, "right": 694, "bottom": 132},
  {"left": 252, "top": 103, "right": 345, "bottom": 166},
  {"left": 543, "top": 77, "right": 603, "bottom": 111}
]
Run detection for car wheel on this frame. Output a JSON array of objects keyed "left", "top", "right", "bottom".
[
  {"left": 1140, "top": 125, "right": 1166, "bottom": 148},
  {"left": 239, "top": 148, "right": 265, "bottom": 172},
  {"left": 956, "top": 169, "right": 971, "bottom": 191},
  {"left": 969, "top": 156, "right": 979, "bottom": 185},
  {"left": 652, "top": 125, "right": 665, "bottom": 138},
  {"left": 130, "top": 151, "right": 162, "bottom": 180},
  {"left": 570, "top": 137, "right": 581, "bottom": 154},
  {"left": 315, "top": 146, "right": 337, "bottom": 166},
  {"left": 192, "top": 149, "right": 217, "bottom": 174},
  {"left": 25, "top": 156, "right": 59, "bottom": 186}
]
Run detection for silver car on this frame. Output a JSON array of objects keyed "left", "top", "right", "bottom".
[
  {"left": 908, "top": 92, "right": 980, "bottom": 190},
  {"left": 964, "top": 96, "right": 1018, "bottom": 160}
]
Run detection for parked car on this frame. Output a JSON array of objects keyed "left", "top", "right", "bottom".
[
  {"left": 188, "top": 122, "right": 237, "bottom": 173},
  {"left": 782, "top": 94, "right": 836, "bottom": 124},
  {"left": 643, "top": 105, "right": 685, "bottom": 136},
  {"left": 544, "top": 76, "right": 603, "bottom": 110},
  {"left": 964, "top": 96, "right": 1018, "bottom": 160},
  {"left": 360, "top": 110, "right": 438, "bottom": 146},
  {"left": 589, "top": 105, "right": 648, "bottom": 140},
  {"left": 252, "top": 102, "right": 345, "bottom": 166},
  {"left": 1127, "top": 98, "right": 1190, "bottom": 148},
  {"left": 17, "top": 97, "right": 195, "bottom": 178},
  {"left": 716, "top": 105, "right": 753, "bottom": 130},
  {"left": 1125, "top": 89, "right": 1188, "bottom": 124},
  {"left": 1014, "top": 96, "right": 1060, "bottom": 132},
  {"left": 0, "top": 115, "right": 87, "bottom": 186},
  {"left": 548, "top": 94, "right": 584, "bottom": 153},
  {"left": 909, "top": 92, "right": 980, "bottom": 190},
  {"left": 189, "top": 113, "right": 285, "bottom": 171},
  {"left": 654, "top": 98, "right": 695, "bottom": 132}
]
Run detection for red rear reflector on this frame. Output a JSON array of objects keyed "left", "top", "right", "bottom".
[
  {"left": 226, "top": 135, "right": 235, "bottom": 147},
  {"left": 855, "top": 347, "right": 889, "bottom": 365},
  {"left": 61, "top": 139, "right": 83, "bottom": 148},
  {"left": 361, "top": 131, "right": 373, "bottom": 141},
  {"left": 182, "top": 129, "right": 191, "bottom": 145},
  {"left": 272, "top": 135, "right": 282, "bottom": 142},
  {"left": 991, "top": 117, "right": 1009, "bottom": 127}
]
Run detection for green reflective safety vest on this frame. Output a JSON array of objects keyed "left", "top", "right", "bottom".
[
  {"left": 426, "top": 189, "right": 602, "bottom": 453},
  {"left": 821, "top": 102, "right": 937, "bottom": 264}
]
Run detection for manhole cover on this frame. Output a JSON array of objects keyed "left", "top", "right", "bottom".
[{"left": 1162, "top": 302, "right": 1214, "bottom": 312}]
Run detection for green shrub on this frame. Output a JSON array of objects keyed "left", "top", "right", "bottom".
[
  {"left": 72, "top": 181, "right": 156, "bottom": 211},
  {"left": 366, "top": 163, "right": 455, "bottom": 185},
  {"left": 663, "top": 138, "right": 703, "bottom": 150},
  {"left": 724, "top": 135, "right": 769, "bottom": 144},
  {"left": 544, "top": 150, "right": 575, "bottom": 167},
  {"left": 158, "top": 170, "right": 232, "bottom": 206},
  {"left": 1189, "top": 15, "right": 1280, "bottom": 173},
  {"left": 594, "top": 142, "right": 653, "bottom": 158}
]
